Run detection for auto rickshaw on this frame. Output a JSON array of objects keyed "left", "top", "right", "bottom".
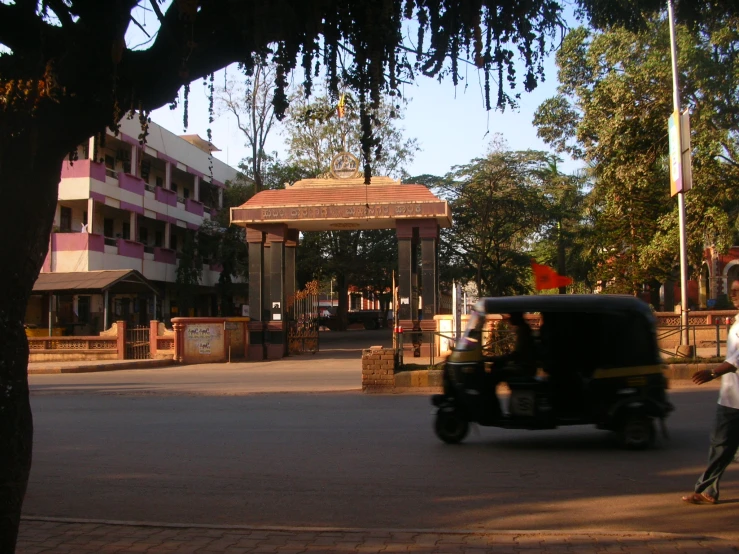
[{"left": 431, "top": 295, "right": 673, "bottom": 449}]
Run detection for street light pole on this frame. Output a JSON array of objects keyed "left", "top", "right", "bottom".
[{"left": 668, "top": 0, "right": 691, "bottom": 351}]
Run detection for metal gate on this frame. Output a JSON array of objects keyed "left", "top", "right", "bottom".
[
  {"left": 287, "top": 280, "right": 319, "bottom": 355},
  {"left": 126, "top": 325, "right": 151, "bottom": 359}
]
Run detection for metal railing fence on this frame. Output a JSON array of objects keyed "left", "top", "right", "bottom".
[
  {"left": 657, "top": 319, "right": 732, "bottom": 359},
  {"left": 394, "top": 326, "right": 517, "bottom": 369},
  {"left": 125, "top": 325, "right": 151, "bottom": 359}
]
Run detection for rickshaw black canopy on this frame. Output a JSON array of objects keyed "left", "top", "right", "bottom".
[
  {"left": 472, "top": 294, "right": 660, "bottom": 372},
  {"left": 474, "top": 294, "right": 655, "bottom": 320}
]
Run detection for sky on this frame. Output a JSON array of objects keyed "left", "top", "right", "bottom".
[
  {"left": 140, "top": 11, "right": 582, "bottom": 179},
  {"left": 147, "top": 55, "right": 582, "bottom": 180}
]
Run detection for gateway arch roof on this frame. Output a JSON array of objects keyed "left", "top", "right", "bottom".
[{"left": 230, "top": 177, "right": 451, "bottom": 232}]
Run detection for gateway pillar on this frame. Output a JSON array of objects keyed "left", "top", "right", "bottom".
[
  {"left": 285, "top": 229, "right": 299, "bottom": 322},
  {"left": 397, "top": 219, "right": 440, "bottom": 356},
  {"left": 267, "top": 225, "right": 287, "bottom": 359},
  {"left": 246, "top": 224, "right": 290, "bottom": 360},
  {"left": 246, "top": 227, "right": 266, "bottom": 360}
]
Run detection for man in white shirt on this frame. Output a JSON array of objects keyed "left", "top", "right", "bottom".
[{"left": 682, "top": 278, "right": 739, "bottom": 504}]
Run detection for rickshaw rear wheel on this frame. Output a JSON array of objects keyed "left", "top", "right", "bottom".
[
  {"left": 618, "top": 414, "right": 655, "bottom": 450},
  {"left": 435, "top": 409, "right": 469, "bottom": 444}
]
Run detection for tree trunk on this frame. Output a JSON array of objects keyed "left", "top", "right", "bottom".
[{"left": 0, "top": 129, "right": 64, "bottom": 551}]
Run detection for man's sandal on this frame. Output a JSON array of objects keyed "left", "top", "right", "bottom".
[{"left": 681, "top": 492, "right": 717, "bottom": 504}]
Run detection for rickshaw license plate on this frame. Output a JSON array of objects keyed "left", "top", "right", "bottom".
[{"left": 510, "top": 390, "right": 536, "bottom": 417}]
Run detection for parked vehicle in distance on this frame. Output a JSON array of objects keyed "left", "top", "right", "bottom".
[{"left": 432, "top": 295, "right": 673, "bottom": 449}]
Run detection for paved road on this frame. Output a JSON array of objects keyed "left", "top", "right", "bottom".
[
  {"left": 18, "top": 330, "right": 739, "bottom": 552},
  {"left": 22, "top": 385, "right": 738, "bottom": 536}
]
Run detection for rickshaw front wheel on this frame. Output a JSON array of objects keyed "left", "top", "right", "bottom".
[
  {"left": 435, "top": 409, "right": 469, "bottom": 444},
  {"left": 618, "top": 414, "right": 655, "bottom": 450}
]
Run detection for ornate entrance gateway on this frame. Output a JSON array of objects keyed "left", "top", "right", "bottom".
[{"left": 230, "top": 174, "right": 451, "bottom": 360}]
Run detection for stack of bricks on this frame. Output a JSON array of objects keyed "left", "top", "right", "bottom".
[{"left": 361, "top": 346, "right": 396, "bottom": 391}]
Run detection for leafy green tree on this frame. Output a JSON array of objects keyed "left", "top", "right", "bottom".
[
  {"left": 534, "top": 18, "right": 739, "bottom": 296},
  {"left": 193, "top": 172, "right": 256, "bottom": 316},
  {"left": 440, "top": 145, "right": 550, "bottom": 297},
  {"left": 285, "top": 92, "right": 419, "bottom": 180},
  {"left": 532, "top": 156, "right": 593, "bottom": 293},
  {"left": 239, "top": 153, "right": 313, "bottom": 191},
  {"left": 174, "top": 231, "right": 203, "bottom": 317}
]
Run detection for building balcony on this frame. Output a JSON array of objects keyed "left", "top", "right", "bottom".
[
  {"left": 154, "top": 186, "right": 178, "bottom": 207},
  {"left": 118, "top": 173, "right": 146, "bottom": 196},
  {"left": 185, "top": 198, "right": 205, "bottom": 216},
  {"left": 51, "top": 231, "right": 105, "bottom": 253},
  {"left": 116, "top": 238, "right": 144, "bottom": 259},
  {"left": 61, "top": 159, "right": 107, "bottom": 182},
  {"left": 44, "top": 232, "right": 180, "bottom": 283},
  {"left": 154, "top": 247, "right": 177, "bottom": 265},
  {"left": 43, "top": 231, "right": 233, "bottom": 287}
]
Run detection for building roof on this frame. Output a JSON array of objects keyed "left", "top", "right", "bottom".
[
  {"left": 230, "top": 177, "right": 452, "bottom": 232},
  {"left": 178, "top": 134, "right": 222, "bottom": 153},
  {"left": 33, "top": 270, "right": 158, "bottom": 295}
]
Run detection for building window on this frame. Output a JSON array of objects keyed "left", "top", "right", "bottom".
[
  {"left": 140, "top": 160, "right": 151, "bottom": 181},
  {"left": 104, "top": 155, "right": 115, "bottom": 169},
  {"left": 170, "top": 234, "right": 178, "bottom": 251},
  {"left": 139, "top": 227, "right": 149, "bottom": 245},
  {"left": 156, "top": 176, "right": 163, "bottom": 188},
  {"left": 183, "top": 188, "right": 190, "bottom": 199},
  {"left": 122, "top": 222, "right": 130, "bottom": 240},
  {"left": 82, "top": 211, "right": 88, "bottom": 226},
  {"left": 154, "top": 230, "right": 163, "bottom": 248},
  {"left": 60, "top": 206, "right": 72, "bottom": 233},
  {"left": 171, "top": 183, "right": 177, "bottom": 193}
]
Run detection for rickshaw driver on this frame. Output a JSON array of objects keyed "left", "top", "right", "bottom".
[
  {"left": 486, "top": 312, "right": 538, "bottom": 417},
  {"left": 488, "top": 312, "right": 537, "bottom": 376}
]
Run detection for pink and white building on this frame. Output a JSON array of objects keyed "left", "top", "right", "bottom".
[{"left": 26, "top": 118, "right": 240, "bottom": 335}]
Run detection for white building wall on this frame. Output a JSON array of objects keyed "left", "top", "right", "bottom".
[
  {"left": 117, "top": 118, "right": 238, "bottom": 185},
  {"left": 59, "top": 178, "right": 92, "bottom": 201},
  {"left": 52, "top": 250, "right": 90, "bottom": 272},
  {"left": 142, "top": 259, "right": 177, "bottom": 283}
]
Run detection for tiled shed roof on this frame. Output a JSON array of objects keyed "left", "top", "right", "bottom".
[{"left": 33, "top": 270, "right": 157, "bottom": 294}]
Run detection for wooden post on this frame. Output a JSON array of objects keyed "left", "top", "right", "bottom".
[
  {"left": 116, "top": 320, "right": 127, "bottom": 360},
  {"left": 172, "top": 318, "right": 185, "bottom": 363},
  {"left": 149, "top": 320, "right": 159, "bottom": 359}
]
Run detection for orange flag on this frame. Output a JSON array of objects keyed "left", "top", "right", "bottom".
[
  {"left": 531, "top": 261, "right": 573, "bottom": 291},
  {"left": 337, "top": 93, "right": 346, "bottom": 119}
]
